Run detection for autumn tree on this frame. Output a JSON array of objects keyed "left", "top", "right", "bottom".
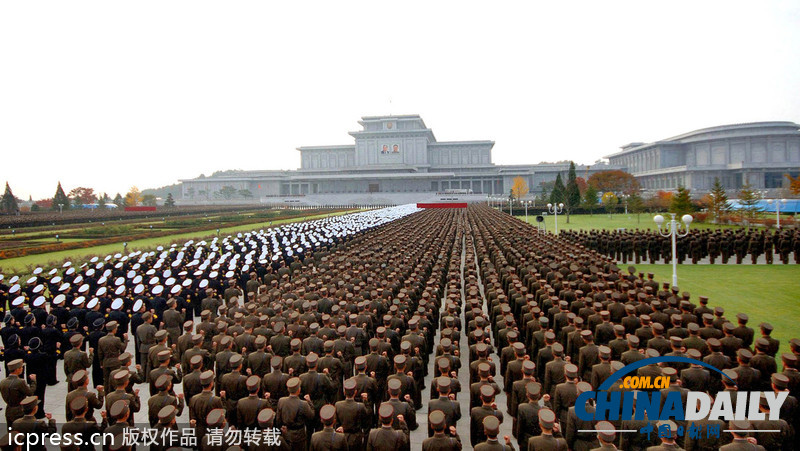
[
  {"left": 53, "top": 182, "right": 70, "bottom": 211},
  {"left": 587, "top": 170, "right": 640, "bottom": 195},
  {"left": 125, "top": 186, "right": 142, "bottom": 207},
  {"left": 164, "top": 193, "right": 176, "bottom": 207},
  {"left": 583, "top": 184, "right": 599, "bottom": 216},
  {"left": 68, "top": 187, "right": 97, "bottom": 206},
  {"left": 549, "top": 174, "right": 565, "bottom": 205},
  {"left": 708, "top": 177, "right": 730, "bottom": 222},
  {"left": 113, "top": 193, "right": 124, "bottom": 207},
  {"left": 564, "top": 162, "right": 581, "bottom": 223},
  {"left": 737, "top": 182, "right": 762, "bottom": 220},
  {"left": 575, "top": 177, "right": 588, "bottom": 195},
  {"left": 141, "top": 194, "right": 157, "bottom": 207},
  {"left": 1, "top": 182, "right": 19, "bottom": 214},
  {"left": 511, "top": 176, "right": 529, "bottom": 202},
  {"left": 601, "top": 192, "right": 618, "bottom": 217},
  {"left": 786, "top": 173, "right": 800, "bottom": 195}
]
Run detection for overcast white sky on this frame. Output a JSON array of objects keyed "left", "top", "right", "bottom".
[{"left": 1, "top": 1, "right": 798, "bottom": 200}]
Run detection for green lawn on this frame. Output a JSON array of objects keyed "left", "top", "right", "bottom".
[
  {"left": 514, "top": 210, "right": 740, "bottom": 233},
  {"left": 635, "top": 264, "right": 800, "bottom": 363},
  {"left": 0, "top": 210, "right": 358, "bottom": 275}
]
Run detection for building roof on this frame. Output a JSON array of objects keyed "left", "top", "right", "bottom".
[{"left": 606, "top": 121, "right": 800, "bottom": 158}]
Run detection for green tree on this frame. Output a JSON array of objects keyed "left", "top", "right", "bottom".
[
  {"left": 141, "top": 194, "right": 157, "bottom": 206},
  {"left": 113, "top": 193, "right": 124, "bottom": 207},
  {"left": 708, "top": 177, "right": 730, "bottom": 222},
  {"left": 737, "top": 182, "right": 762, "bottom": 220},
  {"left": 549, "top": 174, "right": 565, "bottom": 205},
  {"left": 602, "top": 192, "right": 618, "bottom": 217},
  {"left": 238, "top": 189, "right": 254, "bottom": 199},
  {"left": 670, "top": 186, "right": 695, "bottom": 216},
  {"left": 53, "top": 182, "right": 70, "bottom": 211},
  {"left": 583, "top": 184, "right": 599, "bottom": 216},
  {"left": 564, "top": 162, "right": 581, "bottom": 223},
  {"left": 627, "top": 191, "right": 645, "bottom": 223},
  {"left": 98, "top": 193, "right": 108, "bottom": 209},
  {"left": 219, "top": 186, "right": 237, "bottom": 200},
  {"left": 1, "top": 182, "right": 19, "bottom": 214},
  {"left": 164, "top": 192, "right": 176, "bottom": 207}
]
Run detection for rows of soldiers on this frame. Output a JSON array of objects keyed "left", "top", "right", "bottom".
[
  {"left": 0, "top": 203, "right": 797, "bottom": 450},
  {"left": 563, "top": 227, "right": 800, "bottom": 265}
]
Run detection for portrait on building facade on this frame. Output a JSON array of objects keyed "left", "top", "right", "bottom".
[
  {"left": 381, "top": 144, "right": 389, "bottom": 154},
  {"left": 392, "top": 144, "right": 399, "bottom": 153}
]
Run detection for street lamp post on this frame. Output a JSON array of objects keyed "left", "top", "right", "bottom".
[
  {"left": 509, "top": 199, "right": 513, "bottom": 216},
  {"left": 766, "top": 199, "right": 786, "bottom": 229},
  {"left": 58, "top": 203, "right": 64, "bottom": 214},
  {"left": 654, "top": 213, "right": 693, "bottom": 287},
  {"left": 524, "top": 201, "right": 530, "bottom": 223},
  {"left": 547, "top": 202, "right": 564, "bottom": 234}
]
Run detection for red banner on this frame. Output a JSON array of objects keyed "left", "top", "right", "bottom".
[{"left": 124, "top": 206, "right": 157, "bottom": 212}]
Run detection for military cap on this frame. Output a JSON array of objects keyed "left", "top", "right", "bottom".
[
  {"left": 611, "top": 361, "right": 624, "bottom": 371},
  {"left": 698, "top": 295, "right": 709, "bottom": 304},
  {"left": 290, "top": 338, "right": 301, "bottom": 350},
  {"left": 429, "top": 410, "right": 446, "bottom": 429},
  {"left": 483, "top": 415, "right": 500, "bottom": 434},
  {"left": 400, "top": 340, "right": 411, "bottom": 352},
  {"left": 379, "top": 403, "right": 394, "bottom": 420},
  {"left": 206, "top": 408, "right": 226, "bottom": 427},
  {"left": 354, "top": 356, "right": 367, "bottom": 370},
  {"left": 729, "top": 419, "right": 751, "bottom": 436},
  {"left": 343, "top": 378, "right": 357, "bottom": 392},
  {"left": 640, "top": 314, "right": 651, "bottom": 323},
  {"left": 662, "top": 367, "right": 677, "bottom": 378},
  {"left": 319, "top": 404, "right": 336, "bottom": 423},
  {"left": 155, "top": 330, "right": 168, "bottom": 340},
  {"left": 21, "top": 396, "right": 38, "bottom": 408},
  {"left": 118, "top": 352, "right": 132, "bottom": 363},
  {"left": 669, "top": 336, "right": 683, "bottom": 347},
  {"left": 109, "top": 400, "right": 129, "bottom": 419},
  {"left": 91, "top": 318, "right": 105, "bottom": 329},
  {"left": 71, "top": 369, "right": 88, "bottom": 384},
  {"left": 687, "top": 323, "right": 699, "bottom": 332},
  {"left": 189, "top": 354, "right": 203, "bottom": 366},
  {"left": 576, "top": 381, "right": 592, "bottom": 393},
  {"left": 645, "top": 348, "right": 660, "bottom": 358},
  {"left": 627, "top": 335, "right": 639, "bottom": 345},
  {"left": 286, "top": 377, "right": 301, "bottom": 392},
  {"left": 714, "top": 306, "right": 724, "bottom": 315},
  {"left": 157, "top": 350, "right": 171, "bottom": 362},
  {"left": 246, "top": 375, "right": 260, "bottom": 391},
  {"left": 771, "top": 373, "right": 789, "bottom": 389},
  {"left": 598, "top": 346, "right": 611, "bottom": 358},
  {"left": 323, "top": 340, "right": 335, "bottom": 351},
  {"left": 760, "top": 322, "right": 773, "bottom": 332},
  {"left": 590, "top": 420, "right": 614, "bottom": 443},
  {"left": 229, "top": 354, "right": 243, "bottom": 368},
  {"left": 70, "top": 396, "right": 88, "bottom": 413},
  {"left": 722, "top": 369, "right": 738, "bottom": 382},
  {"left": 686, "top": 349, "right": 702, "bottom": 360},
  {"left": 270, "top": 356, "right": 282, "bottom": 368},
  {"left": 657, "top": 420, "right": 677, "bottom": 435},
  {"left": 7, "top": 359, "right": 24, "bottom": 372},
  {"left": 106, "top": 321, "right": 118, "bottom": 331},
  {"left": 526, "top": 381, "right": 542, "bottom": 397},
  {"left": 387, "top": 378, "right": 402, "bottom": 392},
  {"left": 272, "top": 322, "right": 285, "bottom": 333},
  {"left": 580, "top": 330, "right": 593, "bottom": 339},
  {"left": 306, "top": 352, "right": 318, "bottom": 366},
  {"left": 70, "top": 334, "right": 84, "bottom": 346},
  {"left": 157, "top": 405, "right": 178, "bottom": 425},
  {"left": 155, "top": 374, "right": 171, "bottom": 390},
  {"left": 707, "top": 337, "right": 721, "bottom": 349},
  {"left": 478, "top": 362, "right": 491, "bottom": 376},
  {"left": 113, "top": 369, "right": 131, "bottom": 384},
  {"left": 613, "top": 324, "right": 625, "bottom": 334},
  {"left": 736, "top": 313, "right": 748, "bottom": 322},
  {"left": 565, "top": 363, "right": 578, "bottom": 378},
  {"left": 394, "top": 354, "right": 407, "bottom": 366},
  {"left": 754, "top": 337, "right": 769, "bottom": 351},
  {"left": 200, "top": 370, "right": 215, "bottom": 385},
  {"left": 544, "top": 331, "right": 556, "bottom": 342},
  {"left": 737, "top": 348, "right": 753, "bottom": 361},
  {"left": 257, "top": 408, "right": 275, "bottom": 427},
  {"left": 538, "top": 408, "right": 557, "bottom": 429},
  {"left": 220, "top": 336, "right": 232, "bottom": 347},
  {"left": 522, "top": 360, "right": 536, "bottom": 375},
  {"left": 513, "top": 342, "right": 526, "bottom": 355}
]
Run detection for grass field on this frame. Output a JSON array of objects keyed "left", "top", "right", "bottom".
[
  {"left": 636, "top": 264, "right": 800, "bottom": 363},
  {"left": 516, "top": 210, "right": 742, "bottom": 233},
  {"left": 0, "top": 210, "right": 357, "bottom": 274}
]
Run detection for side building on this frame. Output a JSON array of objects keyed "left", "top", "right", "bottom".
[
  {"left": 606, "top": 121, "right": 800, "bottom": 195},
  {"left": 179, "top": 115, "right": 620, "bottom": 206}
]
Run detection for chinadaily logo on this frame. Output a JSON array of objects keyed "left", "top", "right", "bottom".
[{"left": 575, "top": 356, "right": 788, "bottom": 438}]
